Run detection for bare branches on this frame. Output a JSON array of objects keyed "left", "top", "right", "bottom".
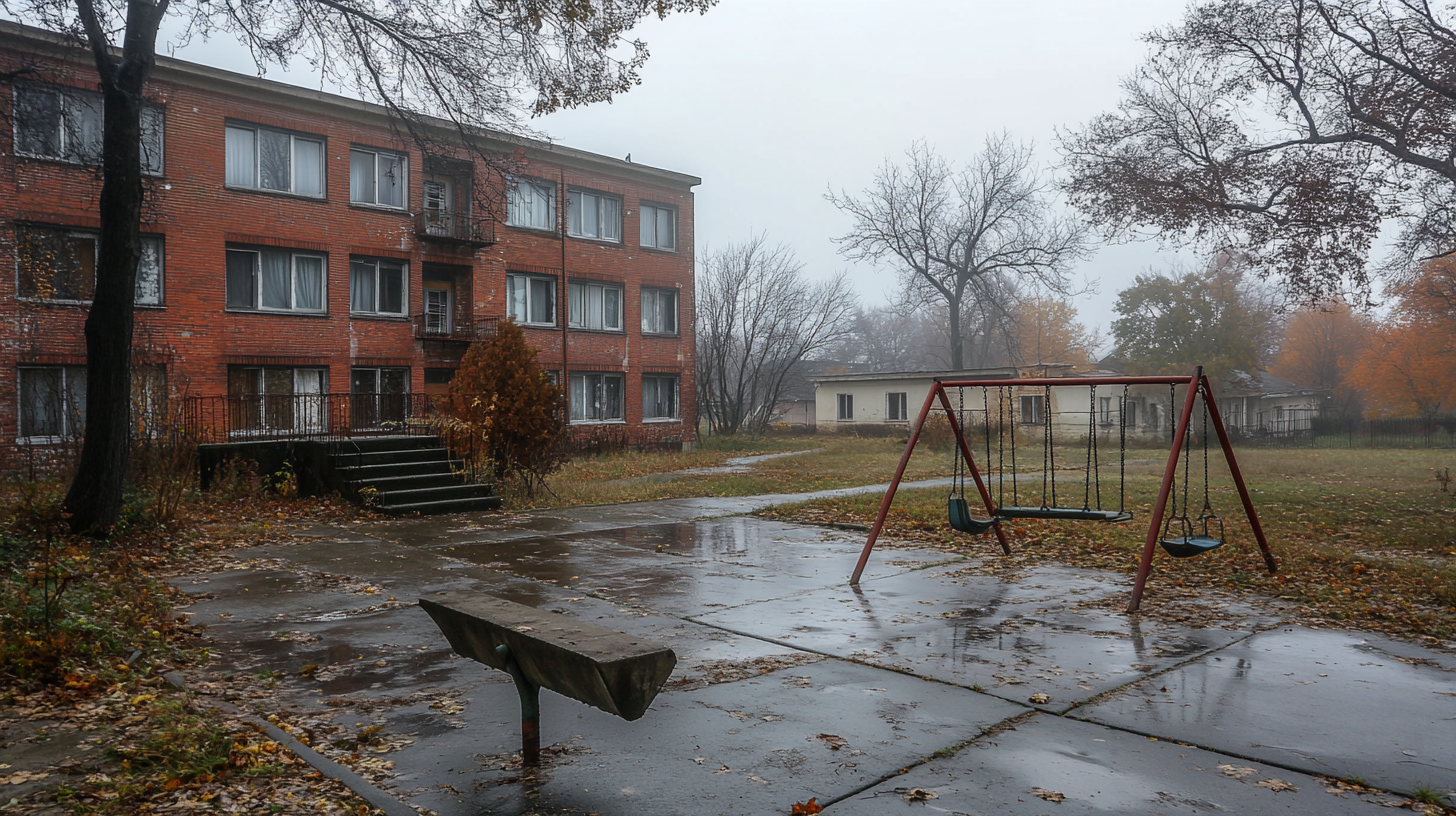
[
  {"left": 695, "top": 235, "right": 857, "bottom": 435},
  {"left": 1060, "top": 0, "right": 1456, "bottom": 303},
  {"left": 827, "top": 135, "right": 1090, "bottom": 369}
]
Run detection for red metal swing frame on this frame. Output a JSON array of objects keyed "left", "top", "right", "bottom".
[{"left": 849, "top": 368, "right": 1278, "bottom": 612}]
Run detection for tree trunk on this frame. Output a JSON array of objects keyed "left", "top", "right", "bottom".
[
  {"left": 64, "top": 3, "right": 162, "bottom": 534},
  {"left": 947, "top": 295, "right": 964, "bottom": 370}
]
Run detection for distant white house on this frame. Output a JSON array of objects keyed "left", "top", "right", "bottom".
[{"left": 1219, "top": 370, "right": 1329, "bottom": 436}]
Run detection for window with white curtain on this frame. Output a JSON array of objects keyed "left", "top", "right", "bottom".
[
  {"left": 642, "top": 375, "right": 679, "bottom": 420},
  {"left": 349, "top": 258, "right": 407, "bottom": 316},
  {"left": 506, "top": 273, "right": 556, "bottom": 326},
  {"left": 641, "top": 287, "right": 678, "bottom": 334},
  {"left": 570, "top": 372, "right": 624, "bottom": 422},
  {"left": 638, "top": 203, "right": 676, "bottom": 250},
  {"left": 226, "top": 247, "right": 326, "bottom": 313},
  {"left": 567, "top": 189, "right": 621, "bottom": 241},
  {"left": 568, "top": 281, "right": 623, "bottom": 331},
  {"left": 349, "top": 147, "right": 406, "bottom": 208},
  {"left": 225, "top": 123, "right": 324, "bottom": 197},
  {"left": 507, "top": 179, "right": 555, "bottom": 230},
  {"left": 13, "top": 83, "right": 163, "bottom": 174}
]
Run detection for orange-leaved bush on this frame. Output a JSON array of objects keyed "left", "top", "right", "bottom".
[{"left": 441, "top": 319, "right": 567, "bottom": 494}]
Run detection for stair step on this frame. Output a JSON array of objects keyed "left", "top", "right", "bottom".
[
  {"left": 377, "top": 484, "right": 497, "bottom": 507},
  {"left": 382, "top": 495, "right": 503, "bottom": 515},
  {"left": 336, "top": 460, "right": 461, "bottom": 480},
  {"left": 333, "top": 435, "right": 441, "bottom": 454},
  {"left": 349, "top": 472, "right": 469, "bottom": 491},
  {"left": 332, "top": 447, "right": 450, "bottom": 467}
]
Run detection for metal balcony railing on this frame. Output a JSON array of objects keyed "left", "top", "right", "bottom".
[{"left": 414, "top": 210, "right": 495, "bottom": 246}]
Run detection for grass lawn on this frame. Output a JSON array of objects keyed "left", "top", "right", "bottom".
[{"left": 758, "top": 445, "right": 1456, "bottom": 643}]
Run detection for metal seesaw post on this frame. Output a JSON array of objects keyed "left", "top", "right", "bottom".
[{"left": 494, "top": 643, "right": 541, "bottom": 766}]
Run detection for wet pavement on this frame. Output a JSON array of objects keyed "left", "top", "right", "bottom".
[{"left": 172, "top": 495, "right": 1456, "bottom": 815}]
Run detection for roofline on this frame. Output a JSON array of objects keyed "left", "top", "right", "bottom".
[
  {"left": 0, "top": 19, "right": 701, "bottom": 190},
  {"left": 809, "top": 367, "right": 1023, "bottom": 384}
]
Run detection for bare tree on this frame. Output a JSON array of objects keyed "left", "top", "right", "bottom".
[
  {"left": 1060, "top": 0, "right": 1456, "bottom": 304},
  {"left": 826, "top": 135, "right": 1090, "bottom": 370},
  {"left": 0, "top": 0, "right": 714, "bottom": 533},
  {"left": 696, "top": 235, "right": 857, "bottom": 435}
]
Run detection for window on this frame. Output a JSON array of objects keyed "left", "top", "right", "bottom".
[
  {"left": 225, "top": 123, "right": 324, "bottom": 197},
  {"left": 1019, "top": 394, "right": 1043, "bottom": 425},
  {"left": 1126, "top": 401, "right": 1139, "bottom": 428},
  {"left": 506, "top": 273, "right": 556, "bottom": 326},
  {"left": 14, "top": 84, "right": 163, "bottom": 174},
  {"left": 837, "top": 393, "right": 853, "bottom": 421},
  {"left": 349, "top": 147, "right": 406, "bottom": 208},
  {"left": 568, "top": 281, "right": 623, "bottom": 331},
  {"left": 132, "top": 366, "right": 168, "bottom": 438},
  {"left": 1100, "top": 396, "right": 1113, "bottom": 425},
  {"left": 351, "top": 368, "right": 409, "bottom": 429},
  {"left": 567, "top": 189, "right": 621, "bottom": 241},
  {"left": 226, "top": 247, "right": 326, "bottom": 313},
  {"left": 641, "top": 287, "right": 678, "bottom": 335},
  {"left": 349, "top": 258, "right": 407, "bottom": 316},
  {"left": 571, "top": 372, "right": 624, "bottom": 422},
  {"left": 16, "top": 225, "right": 163, "bottom": 305},
  {"left": 507, "top": 179, "right": 556, "bottom": 230},
  {"left": 887, "top": 392, "right": 908, "bottom": 422},
  {"left": 18, "top": 366, "right": 86, "bottom": 440},
  {"left": 228, "top": 367, "right": 326, "bottom": 433},
  {"left": 639, "top": 202, "right": 676, "bottom": 250},
  {"left": 642, "top": 375, "right": 679, "bottom": 420},
  {"left": 423, "top": 283, "right": 452, "bottom": 334}
]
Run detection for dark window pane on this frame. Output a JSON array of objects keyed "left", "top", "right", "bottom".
[
  {"left": 15, "top": 87, "right": 61, "bottom": 157},
  {"left": 380, "top": 262, "right": 404, "bottom": 314},
  {"left": 259, "top": 130, "right": 291, "bottom": 191},
  {"left": 226, "top": 251, "right": 256, "bottom": 309}
]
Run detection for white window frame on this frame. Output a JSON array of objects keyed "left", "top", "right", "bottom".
[
  {"left": 567, "top": 189, "right": 622, "bottom": 242},
  {"left": 15, "top": 225, "right": 163, "bottom": 305},
  {"left": 225, "top": 247, "right": 327, "bottom": 314},
  {"left": 836, "top": 393, "right": 854, "bottom": 421},
  {"left": 507, "top": 179, "right": 556, "bottom": 231},
  {"left": 642, "top": 375, "right": 680, "bottom": 421},
  {"left": 17, "top": 365, "right": 86, "bottom": 442},
  {"left": 570, "top": 372, "right": 625, "bottom": 423},
  {"left": 1100, "top": 396, "right": 1114, "bottom": 425},
  {"left": 506, "top": 273, "right": 557, "bottom": 327},
  {"left": 641, "top": 287, "right": 678, "bottom": 335},
  {"left": 224, "top": 123, "right": 325, "bottom": 198},
  {"left": 349, "top": 146, "right": 408, "bottom": 209},
  {"left": 638, "top": 202, "right": 677, "bottom": 251},
  {"left": 349, "top": 257, "right": 408, "bottom": 317},
  {"left": 568, "top": 281, "right": 624, "bottom": 331},
  {"left": 887, "top": 392, "right": 908, "bottom": 422},
  {"left": 13, "top": 83, "right": 163, "bottom": 175}
]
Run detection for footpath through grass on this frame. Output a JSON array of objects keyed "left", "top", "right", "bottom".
[{"left": 759, "top": 446, "right": 1456, "bottom": 644}]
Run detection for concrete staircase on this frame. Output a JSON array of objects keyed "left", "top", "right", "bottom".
[{"left": 330, "top": 436, "right": 501, "bottom": 515}]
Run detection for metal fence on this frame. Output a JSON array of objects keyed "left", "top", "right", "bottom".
[
  {"left": 1232, "top": 414, "right": 1456, "bottom": 449},
  {"left": 178, "top": 392, "right": 447, "bottom": 444}
]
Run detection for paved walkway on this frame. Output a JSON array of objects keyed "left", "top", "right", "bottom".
[{"left": 171, "top": 494, "right": 1456, "bottom": 815}]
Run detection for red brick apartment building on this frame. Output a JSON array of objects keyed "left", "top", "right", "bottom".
[{"left": 0, "top": 21, "right": 698, "bottom": 467}]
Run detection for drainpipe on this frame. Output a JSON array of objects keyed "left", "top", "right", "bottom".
[{"left": 559, "top": 167, "right": 569, "bottom": 385}]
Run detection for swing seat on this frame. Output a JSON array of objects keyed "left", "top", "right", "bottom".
[
  {"left": 948, "top": 497, "right": 1000, "bottom": 535},
  {"left": 1159, "top": 534, "right": 1225, "bottom": 558},
  {"left": 995, "top": 506, "right": 1134, "bottom": 523}
]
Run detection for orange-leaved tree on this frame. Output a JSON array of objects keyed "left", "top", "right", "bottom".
[
  {"left": 1009, "top": 295, "right": 1098, "bottom": 369},
  {"left": 442, "top": 319, "right": 567, "bottom": 494},
  {"left": 1268, "top": 299, "right": 1374, "bottom": 419},
  {"left": 1350, "top": 259, "right": 1456, "bottom": 420}
]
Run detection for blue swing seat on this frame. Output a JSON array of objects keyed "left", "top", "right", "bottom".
[
  {"left": 948, "top": 497, "right": 1000, "bottom": 535},
  {"left": 1160, "top": 534, "right": 1225, "bottom": 558}
]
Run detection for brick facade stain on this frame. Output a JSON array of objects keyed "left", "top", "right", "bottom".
[{"left": 0, "top": 23, "right": 698, "bottom": 466}]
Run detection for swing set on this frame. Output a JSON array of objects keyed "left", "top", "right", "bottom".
[{"left": 850, "top": 367, "right": 1277, "bottom": 612}]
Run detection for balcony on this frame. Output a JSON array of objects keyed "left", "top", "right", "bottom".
[
  {"left": 414, "top": 210, "right": 495, "bottom": 248},
  {"left": 413, "top": 315, "right": 500, "bottom": 342}
]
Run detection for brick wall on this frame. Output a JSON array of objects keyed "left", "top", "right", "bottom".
[{"left": 0, "top": 32, "right": 698, "bottom": 468}]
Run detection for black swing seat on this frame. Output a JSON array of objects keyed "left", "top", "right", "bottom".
[
  {"left": 1160, "top": 535, "right": 1225, "bottom": 558},
  {"left": 995, "top": 506, "right": 1134, "bottom": 523},
  {"left": 948, "top": 497, "right": 1001, "bottom": 535}
]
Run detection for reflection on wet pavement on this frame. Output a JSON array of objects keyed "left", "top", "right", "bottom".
[{"left": 173, "top": 497, "right": 1456, "bottom": 815}]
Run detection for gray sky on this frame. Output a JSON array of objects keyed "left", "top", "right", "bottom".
[{"left": 24, "top": 0, "right": 1208, "bottom": 347}]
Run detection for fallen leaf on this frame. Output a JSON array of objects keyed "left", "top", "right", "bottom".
[
  {"left": 791, "top": 798, "right": 824, "bottom": 815},
  {"left": 1258, "top": 779, "right": 1297, "bottom": 793},
  {"left": 1029, "top": 693, "right": 1051, "bottom": 704},
  {"left": 713, "top": 764, "right": 731, "bottom": 774},
  {"left": 902, "top": 787, "right": 938, "bottom": 802},
  {"left": 1032, "top": 787, "right": 1065, "bottom": 802},
  {"left": 1219, "top": 764, "right": 1257, "bottom": 780}
]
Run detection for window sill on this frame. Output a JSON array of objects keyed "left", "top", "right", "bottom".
[
  {"left": 16, "top": 152, "right": 163, "bottom": 177},
  {"left": 518, "top": 321, "right": 559, "bottom": 329},
  {"left": 226, "top": 308, "right": 331, "bottom": 318},
  {"left": 349, "top": 203, "right": 411, "bottom": 216},
  {"left": 641, "top": 331, "right": 681, "bottom": 339},
  {"left": 638, "top": 244, "right": 678, "bottom": 255},
  {"left": 505, "top": 223, "right": 559, "bottom": 236},
  {"left": 567, "top": 234, "right": 624, "bottom": 247},
  {"left": 224, "top": 184, "right": 327, "bottom": 203},
  {"left": 350, "top": 313, "right": 411, "bottom": 321},
  {"left": 570, "top": 419, "right": 627, "bottom": 426},
  {"left": 642, "top": 417, "right": 682, "bottom": 424},
  {"left": 16, "top": 436, "right": 74, "bottom": 446},
  {"left": 568, "top": 327, "right": 626, "bottom": 334}
]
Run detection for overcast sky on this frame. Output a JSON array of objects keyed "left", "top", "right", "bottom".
[{"left": 21, "top": 0, "right": 1210, "bottom": 347}]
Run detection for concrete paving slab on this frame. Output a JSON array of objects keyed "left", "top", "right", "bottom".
[
  {"left": 834, "top": 712, "right": 1408, "bottom": 814},
  {"left": 695, "top": 565, "right": 1271, "bottom": 709},
  {"left": 1075, "top": 626, "right": 1456, "bottom": 800},
  {"left": 387, "top": 657, "right": 1025, "bottom": 816}
]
